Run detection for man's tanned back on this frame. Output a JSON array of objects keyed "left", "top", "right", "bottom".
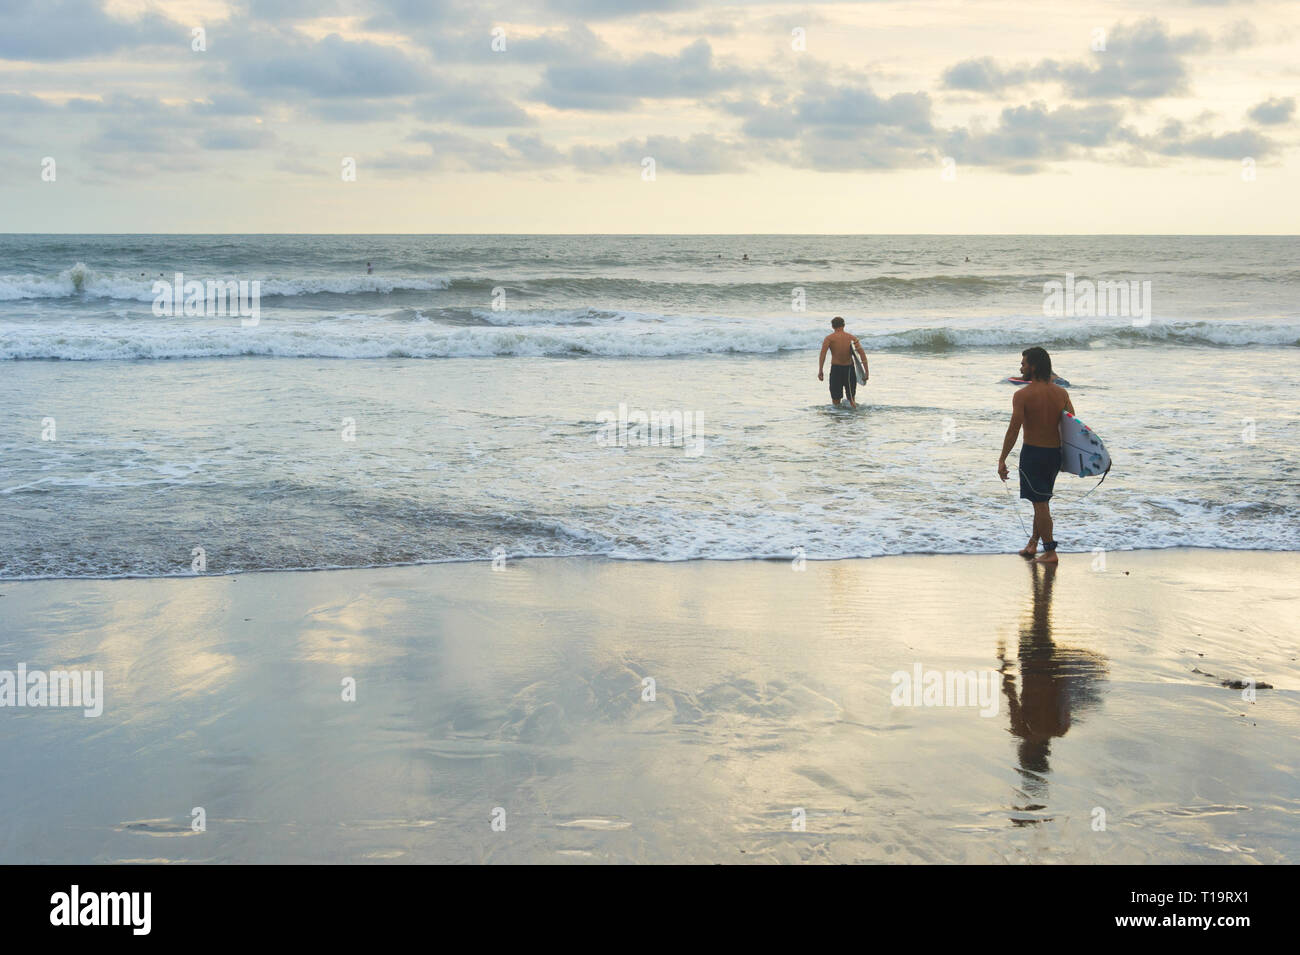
[
  {"left": 823, "top": 329, "right": 857, "bottom": 364},
  {"left": 1016, "top": 380, "right": 1071, "bottom": 447}
]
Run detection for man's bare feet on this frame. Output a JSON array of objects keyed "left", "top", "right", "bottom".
[
  {"left": 1018, "top": 539, "right": 1038, "bottom": 558},
  {"left": 1033, "top": 551, "right": 1058, "bottom": 564}
]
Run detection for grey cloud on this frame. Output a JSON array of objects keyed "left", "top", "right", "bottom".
[
  {"left": 361, "top": 0, "right": 477, "bottom": 30},
  {"left": 4, "top": 91, "right": 261, "bottom": 119},
  {"left": 310, "top": 100, "right": 398, "bottom": 123},
  {"left": 301, "top": 81, "right": 533, "bottom": 126},
  {"left": 1144, "top": 120, "right": 1277, "bottom": 158},
  {"left": 413, "top": 88, "right": 533, "bottom": 126},
  {"left": 365, "top": 129, "right": 743, "bottom": 176},
  {"left": 367, "top": 0, "right": 702, "bottom": 25},
  {"left": 943, "top": 103, "right": 1129, "bottom": 169},
  {"left": 193, "top": 94, "right": 265, "bottom": 117},
  {"left": 644, "top": 16, "right": 740, "bottom": 37},
  {"left": 375, "top": 0, "right": 726, "bottom": 32},
  {"left": 404, "top": 129, "right": 532, "bottom": 172},
  {"left": 200, "top": 127, "right": 276, "bottom": 150},
  {"left": 232, "top": 33, "right": 436, "bottom": 98},
  {"left": 85, "top": 94, "right": 175, "bottom": 114},
  {"left": 506, "top": 134, "right": 566, "bottom": 165},
  {"left": 78, "top": 151, "right": 207, "bottom": 179},
  {"left": 541, "top": 0, "right": 704, "bottom": 18},
  {"left": 794, "top": 85, "right": 933, "bottom": 134},
  {"left": 247, "top": 0, "right": 348, "bottom": 20},
  {"left": 723, "top": 79, "right": 934, "bottom": 164},
  {"left": 489, "top": 25, "right": 614, "bottom": 65},
  {"left": 1247, "top": 96, "right": 1295, "bottom": 124},
  {"left": 355, "top": 17, "right": 609, "bottom": 70},
  {"left": 570, "top": 133, "right": 744, "bottom": 173},
  {"left": 0, "top": 92, "right": 59, "bottom": 112},
  {"left": 1056, "top": 20, "right": 1210, "bottom": 99},
  {"left": 942, "top": 57, "right": 1035, "bottom": 92},
  {"left": 717, "top": 76, "right": 941, "bottom": 170},
  {"left": 0, "top": 0, "right": 179, "bottom": 61},
  {"left": 940, "top": 19, "right": 1212, "bottom": 100},
  {"left": 720, "top": 95, "right": 798, "bottom": 139},
  {"left": 1218, "top": 20, "right": 1258, "bottom": 51},
  {"left": 530, "top": 39, "right": 759, "bottom": 110},
  {"left": 84, "top": 121, "right": 190, "bottom": 155},
  {"left": 793, "top": 128, "right": 933, "bottom": 171}
]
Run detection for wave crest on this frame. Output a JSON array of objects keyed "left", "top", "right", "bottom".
[
  {"left": 0, "top": 263, "right": 451, "bottom": 302},
  {"left": 1, "top": 315, "right": 1295, "bottom": 360}
]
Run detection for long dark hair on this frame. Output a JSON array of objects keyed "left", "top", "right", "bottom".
[{"left": 1022, "top": 346, "right": 1052, "bottom": 381}]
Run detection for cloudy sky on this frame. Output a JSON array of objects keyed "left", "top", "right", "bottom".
[{"left": 2, "top": 0, "right": 1296, "bottom": 232}]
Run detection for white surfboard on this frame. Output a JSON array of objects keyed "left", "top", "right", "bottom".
[
  {"left": 1059, "top": 410, "right": 1110, "bottom": 477},
  {"left": 1007, "top": 375, "right": 1069, "bottom": 387},
  {"left": 853, "top": 351, "right": 866, "bottom": 385}
]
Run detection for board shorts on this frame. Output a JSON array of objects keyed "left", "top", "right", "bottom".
[
  {"left": 829, "top": 363, "right": 856, "bottom": 402},
  {"left": 1019, "top": 444, "right": 1061, "bottom": 502}
]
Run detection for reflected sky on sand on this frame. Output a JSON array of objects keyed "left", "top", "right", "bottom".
[{"left": 0, "top": 551, "right": 1295, "bottom": 863}]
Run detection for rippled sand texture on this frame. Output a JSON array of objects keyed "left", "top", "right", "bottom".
[{"left": 1, "top": 550, "right": 1296, "bottom": 863}]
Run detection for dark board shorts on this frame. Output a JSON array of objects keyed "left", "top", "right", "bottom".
[
  {"left": 1019, "top": 444, "right": 1060, "bottom": 502},
  {"left": 829, "top": 363, "right": 856, "bottom": 402}
]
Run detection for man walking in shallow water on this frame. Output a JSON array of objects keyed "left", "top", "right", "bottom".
[
  {"left": 998, "top": 346, "right": 1074, "bottom": 563},
  {"left": 817, "top": 316, "right": 868, "bottom": 408}
]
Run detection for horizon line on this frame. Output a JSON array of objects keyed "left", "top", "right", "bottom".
[{"left": 4, "top": 232, "right": 1298, "bottom": 238}]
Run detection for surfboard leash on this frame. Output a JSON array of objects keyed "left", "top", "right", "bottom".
[
  {"left": 1001, "top": 462, "right": 1112, "bottom": 539},
  {"left": 1075, "top": 461, "right": 1112, "bottom": 501},
  {"left": 1001, "top": 474, "right": 1032, "bottom": 537}
]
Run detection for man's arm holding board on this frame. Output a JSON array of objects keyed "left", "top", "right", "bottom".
[
  {"left": 853, "top": 336, "right": 869, "bottom": 379},
  {"left": 818, "top": 336, "right": 829, "bottom": 380}
]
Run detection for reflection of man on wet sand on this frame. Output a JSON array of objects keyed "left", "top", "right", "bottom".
[{"left": 998, "top": 562, "right": 1108, "bottom": 806}]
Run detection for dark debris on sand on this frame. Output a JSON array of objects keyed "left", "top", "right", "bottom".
[{"left": 1190, "top": 667, "right": 1274, "bottom": 690}]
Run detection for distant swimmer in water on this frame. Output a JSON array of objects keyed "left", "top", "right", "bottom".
[
  {"left": 366, "top": 262, "right": 373, "bottom": 274},
  {"left": 817, "top": 316, "right": 869, "bottom": 409},
  {"left": 742, "top": 254, "right": 749, "bottom": 261},
  {"left": 965, "top": 256, "right": 970, "bottom": 262}
]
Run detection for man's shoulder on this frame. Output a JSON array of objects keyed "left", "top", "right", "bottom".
[{"left": 1021, "top": 381, "right": 1067, "bottom": 406}]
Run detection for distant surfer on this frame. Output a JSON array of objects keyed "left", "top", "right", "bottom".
[
  {"left": 817, "top": 317, "right": 868, "bottom": 409},
  {"left": 366, "top": 262, "right": 373, "bottom": 274},
  {"left": 998, "top": 346, "right": 1074, "bottom": 563}
]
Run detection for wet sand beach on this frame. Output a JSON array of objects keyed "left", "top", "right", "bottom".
[{"left": 1, "top": 549, "right": 1296, "bottom": 864}]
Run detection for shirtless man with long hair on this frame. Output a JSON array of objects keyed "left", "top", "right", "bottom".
[{"left": 998, "top": 346, "right": 1074, "bottom": 563}]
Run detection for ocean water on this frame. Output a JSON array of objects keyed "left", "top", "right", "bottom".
[{"left": 1, "top": 234, "right": 1297, "bottom": 578}]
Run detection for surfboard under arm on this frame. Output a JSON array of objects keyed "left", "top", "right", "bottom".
[{"left": 1059, "top": 410, "right": 1111, "bottom": 477}]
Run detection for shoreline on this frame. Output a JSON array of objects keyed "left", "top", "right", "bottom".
[{"left": 2, "top": 545, "right": 1297, "bottom": 584}]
